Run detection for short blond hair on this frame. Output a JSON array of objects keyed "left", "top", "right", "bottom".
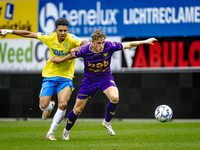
[{"left": 91, "top": 29, "right": 106, "bottom": 40}]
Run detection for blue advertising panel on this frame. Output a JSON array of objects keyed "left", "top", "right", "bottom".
[{"left": 38, "top": 0, "right": 200, "bottom": 37}]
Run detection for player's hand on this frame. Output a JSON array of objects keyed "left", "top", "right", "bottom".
[
  {"left": 146, "top": 38, "right": 158, "bottom": 45},
  {"left": 0, "top": 30, "right": 4, "bottom": 35},
  {"left": 0, "top": 29, "right": 13, "bottom": 35},
  {"left": 50, "top": 56, "right": 63, "bottom": 64}
]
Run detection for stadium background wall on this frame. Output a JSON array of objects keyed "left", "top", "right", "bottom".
[
  {"left": 0, "top": 72, "right": 200, "bottom": 119},
  {"left": 0, "top": 0, "right": 200, "bottom": 119}
]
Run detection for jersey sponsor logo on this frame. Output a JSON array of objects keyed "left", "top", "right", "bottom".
[
  {"left": 96, "top": 63, "right": 103, "bottom": 68},
  {"left": 52, "top": 49, "right": 70, "bottom": 56},
  {"left": 88, "top": 60, "right": 109, "bottom": 68},
  {"left": 89, "top": 67, "right": 108, "bottom": 73},
  {"left": 88, "top": 60, "right": 109, "bottom": 72}
]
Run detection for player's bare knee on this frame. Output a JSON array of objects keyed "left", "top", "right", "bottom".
[
  {"left": 74, "top": 107, "right": 83, "bottom": 115},
  {"left": 110, "top": 95, "right": 119, "bottom": 103},
  {"left": 40, "top": 103, "right": 49, "bottom": 109},
  {"left": 39, "top": 97, "right": 51, "bottom": 109},
  {"left": 58, "top": 102, "right": 68, "bottom": 110}
]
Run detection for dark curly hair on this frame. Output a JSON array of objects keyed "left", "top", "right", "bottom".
[{"left": 55, "top": 18, "right": 69, "bottom": 28}]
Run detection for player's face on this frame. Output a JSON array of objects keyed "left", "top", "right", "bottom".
[
  {"left": 55, "top": 25, "right": 68, "bottom": 42},
  {"left": 92, "top": 37, "right": 105, "bottom": 52}
]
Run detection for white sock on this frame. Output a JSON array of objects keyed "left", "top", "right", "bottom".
[
  {"left": 64, "top": 128, "right": 70, "bottom": 132},
  {"left": 39, "top": 102, "right": 53, "bottom": 111},
  {"left": 53, "top": 108, "right": 66, "bottom": 124},
  {"left": 48, "top": 108, "right": 66, "bottom": 134},
  {"left": 48, "top": 122, "right": 59, "bottom": 134}
]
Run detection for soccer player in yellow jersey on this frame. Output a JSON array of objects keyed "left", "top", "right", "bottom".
[{"left": 0, "top": 18, "right": 89, "bottom": 140}]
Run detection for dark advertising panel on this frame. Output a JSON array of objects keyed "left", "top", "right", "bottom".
[{"left": 121, "top": 37, "right": 200, "bottom": 72}]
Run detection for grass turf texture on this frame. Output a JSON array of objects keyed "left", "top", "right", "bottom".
[{"left": 0, "top": 120, "right": 199, "bottom": 150}]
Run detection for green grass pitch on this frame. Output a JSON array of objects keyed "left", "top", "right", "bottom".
[{"left": 0, "top": 120, "right": 199, "bottom": 150}]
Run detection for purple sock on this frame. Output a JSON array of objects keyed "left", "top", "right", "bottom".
[
  {"left": 105, "top": 101, "right": 118, "bottom": 122},
  {"left": 65, "top": 110, "right": 78, "bottom": 131}
]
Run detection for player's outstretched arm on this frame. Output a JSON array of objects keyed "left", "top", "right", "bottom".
[
  {"left": 0, "top": 29, "right": 38, "bottom": 39},
  {"left": 51, "top": 41, "right": 90, "bottom": 64},
  {"left": 122, "top": 38, "right": 158, "bottom": 49},
  {"left": 80, "top": 40, "right": 91, "bottom": 46},
  {"left": 50, "top": 47, "right": 80, "bottom": 64},
  {"left": 51, "top": 54, "right": 71, "bottom": 64}
]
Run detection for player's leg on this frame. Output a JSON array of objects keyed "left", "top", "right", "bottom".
[
  {"left": 100, "top": 76, "right": 119, "bottom": 136},
  {"left": 47, "top": 86, "right": 71, "bottom": 137},
  {"left": 62, "top": 98, "right": 88, "bottom": 140},
  {"left": 102, "top": 86, "right": 119, "bottom": 136},
  {"left": 66, "top": 79, "right": 98, "bottom": 129},
  {"left": 39, "top": 96, "right": 55, "bottom": 120},
  {"left": 39, "top": 78, "right": 57, "bottom": 120},
  {"left": 47, "top": 78, "right": 74, "bottom": 140},
  {"left": 39, "top": 78, "right": 57, "bottom": 140},
  {"left": 62, "top": 78, "right": 97, "bottom": 140},
  {"left": 103, "top": 86, "right": 119, "bottom": 122}
]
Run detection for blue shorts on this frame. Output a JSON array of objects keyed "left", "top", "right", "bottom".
[
  {"left": 39, "top": 77, "right": 74, "bottom": 97},
  {"left": 77, "top": 75, "right": 117, "bottom": 99}
]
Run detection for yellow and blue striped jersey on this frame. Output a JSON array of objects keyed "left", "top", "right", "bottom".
[{"left": 38, "top": 32, "right": 82, "bottom": 79}]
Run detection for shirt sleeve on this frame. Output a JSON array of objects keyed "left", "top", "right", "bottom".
[
  {"left": 70, "top": 34, "right": 82, "bottom": 47},
  {"left": 37, "top": 32, "right": 50, "bottom": 46},
  {"left": 75, "top": 45, "right": 87, "bottom": 58},
  {"left": 110, "top": 41, "right": 123, "bottom": 52}
]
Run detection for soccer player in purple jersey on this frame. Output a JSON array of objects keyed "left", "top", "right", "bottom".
[{"left": 51, "top": 29, "right": 157, "bottom": 140}]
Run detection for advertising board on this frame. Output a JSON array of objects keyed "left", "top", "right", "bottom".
[
  {"left": 0, "top": 0, "right": 38, "bottom": 39},
  {"left": 38, "top": 0, "right": 200, "bottom": 37}
]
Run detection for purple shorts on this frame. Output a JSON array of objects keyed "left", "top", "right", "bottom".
[{"left": 77, "top": 75, "right": 117, "bottom": 99}]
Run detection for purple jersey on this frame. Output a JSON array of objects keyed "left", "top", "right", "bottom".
[{"left": 75, "top": 41, "right": 123, "bottom": 80}]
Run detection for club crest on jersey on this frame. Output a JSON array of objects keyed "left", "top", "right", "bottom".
[
  {"left": 63, "top": 43, "right": 68, "bottom": 49},
  {"left": 111, "top": 42, "right": 116, "bottom": 46},
  {"left": 102, "top": 52, "right": 109, "bottom": 58}
]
